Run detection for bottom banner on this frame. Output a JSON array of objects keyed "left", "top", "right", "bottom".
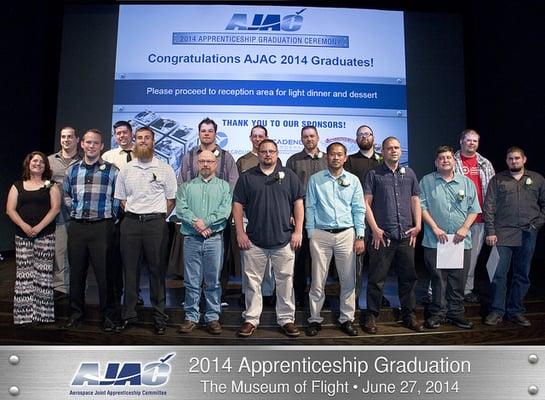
[{"left": 1, "top": 346, "right": 543, "bottom": 399}]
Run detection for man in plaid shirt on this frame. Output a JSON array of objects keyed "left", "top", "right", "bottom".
[{"left": 62, "top": 129, "right": 120, "bottom": 332}]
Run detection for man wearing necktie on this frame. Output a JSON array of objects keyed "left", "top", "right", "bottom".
[{"left": 102, "top": 121, "right": 138, "bottom": 309}]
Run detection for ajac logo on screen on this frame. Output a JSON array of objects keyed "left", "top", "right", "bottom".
[
  {"left": 226, "top": 9, "right": 305, "bottom": 31},
  {"left": 71, "top": 353, "right": 175, "bottom": 387}
]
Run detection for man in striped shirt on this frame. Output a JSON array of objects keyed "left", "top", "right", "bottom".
[{"left": 62, "top": 129, "right": 119, "bottom": 332}]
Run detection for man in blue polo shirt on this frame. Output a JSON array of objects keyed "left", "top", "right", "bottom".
[
  {"left": 420, "top": 145, "right": 480, "bottom": 330},
  {"left": 305, "top": 142, "right": 366, "bottom": 336},
  {"left": 233, "top": 139, "right": 304, "bottom": 337},
  {"left": 363, "top": 136, "right": 424, "bottom": 334}
]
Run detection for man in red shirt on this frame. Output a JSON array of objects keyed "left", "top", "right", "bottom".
[{"left": 454, "top": 129, "right": 495, "bottom": 303}]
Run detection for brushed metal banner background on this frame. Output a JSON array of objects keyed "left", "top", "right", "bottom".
[{"left": 1, "top": 346, "right": 543, "bottom": 399}]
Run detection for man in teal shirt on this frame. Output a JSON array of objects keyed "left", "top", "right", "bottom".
[
  {"left": 419, "top": 145, "right": 481, "bottom": 330},
  {"left": 305, "top": 142, "right": 366, "bottom": 336},
  {"left": 176, "top": 150, "right": 232, "bottom": 335}
]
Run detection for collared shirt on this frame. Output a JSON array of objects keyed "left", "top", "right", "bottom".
[
  {"left": 344, "top": 150, "right": 382, "bottom": 189},
  {"left": 286, "top": 149, "right": 327, "bottom": 193},
  {"left": 178, "top": 145, "right": 239, "bottom": 190},
  {"left": 115, "top": 157, "right": 177, "bottom": 214},
  {"left": 364, "top": 163, "right": 420, "bottom": 240},
  {"left": 102, "top": 146, "right": 137, "bottom": 169},
  {"left": 176, "top": 175, "right": 232, "bottom": 236},
  {"left": 48, "top": 150, "right": 81, "bottom": 224},
  {"left": 483, "top": 169, "right": 545, "bottom": 246},
  {"left": 63, "top": 159, "right": 119, "bottom": 220},
  {"left": 305, "top": 169, "right": 366, "bottom": 238},
  {"left": 419, "top": 172, "right": 481, "bottom": 249},
  {"left": 233, "top": 164, "right": 303, "bottom": 249}
]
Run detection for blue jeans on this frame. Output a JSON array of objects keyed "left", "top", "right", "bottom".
[
  {"left": 183, "top": 234, "right": 223, "bottom": 323},
  {"left": 490, "top": 230, "right": 537, "bottom": 317}
]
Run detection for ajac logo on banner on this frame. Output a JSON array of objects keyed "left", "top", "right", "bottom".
[
  {"left": 225, "top": 9, "right": 306, "bottom": 31},
  {"left": 71, "top": 353, "right": 175, "bottom": 386}
]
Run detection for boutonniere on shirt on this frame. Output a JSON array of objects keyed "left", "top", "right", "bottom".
[
  {"left": 457, "top": 189, "right": 465, "bottom": 201},
  {"left": 213, "top": 149, "right": 220, "bottom": 158},
  {"left": 313, "top": 151, "right": 324, "bottom": 160},
  {"left": 374, "top": 153, "right": 383, "bottom": 161},
  {"left": 337, "top": 177, "right": 350, "bottom": 187},
  {"left": 525, "top": 177, "right": 533, "bottom": 187},
  {"left": 99, "top": 164, "right": 106, "bottom": 171},
  {"left": 43, "top": 180, "right": 53, "bottom": 189},
  {"left": 275, "top": 171, "right": 285, "bottom": 183},
  {"left": 399, "top": 166, "right": 406, "bottom": 176}
]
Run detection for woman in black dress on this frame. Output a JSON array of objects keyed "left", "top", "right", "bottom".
[{"left": 6, "top": 151, "right": 60, "bottom": 325}]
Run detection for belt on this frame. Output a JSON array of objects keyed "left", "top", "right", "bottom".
[
  {"left": 125, "top": 211, "right": 166, "bottom": 222},
  {"left": 321, "top": 227, "right": 351, "bottom": 234},
  {"left": 72, "top": 218, "right": 112, "bottom": 224}
]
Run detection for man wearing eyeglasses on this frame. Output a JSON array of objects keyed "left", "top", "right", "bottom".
[
  {"left": 176, "top": 150, "right": 232, "bottom": 335},
  {"left": 233, "top": 139, "right": 304, "bottom": 337},
  {"left": 178, "top": 117, "right": 239, "bottom": 308}
]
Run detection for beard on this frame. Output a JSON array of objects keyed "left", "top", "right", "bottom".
[
  {"left": 509, "top": 166, "right": 523, "bottom": 173},
  {"left": 358, "top": 140, "right": 374, "bottom": 151},
  {"left": 134, "top": 144, "right": 154, "bottom": 160}
]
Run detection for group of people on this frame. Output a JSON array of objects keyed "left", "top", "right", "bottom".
[{"left": 6, "top": 119, "right": 544, "bottom": 339}]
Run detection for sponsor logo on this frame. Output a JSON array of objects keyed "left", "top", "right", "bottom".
[
  {"left": 325, "top": 136, "right": 358, "bottom": 153},
  {"left": 71, "top": 353, "right": 175, "bottom": 387},
  {"left": 216, "top": 131, "right": 229, "bottom": 148},
  {"left": 226, "top": 9, "right": 306, "bottom": 31}
]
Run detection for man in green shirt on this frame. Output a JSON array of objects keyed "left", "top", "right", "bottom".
[
  {"left": 419, "top": 145, "right": 481, "bottom": 330},
  {"left": 176, "top": 150, "right": 232, "bottom": 335}
]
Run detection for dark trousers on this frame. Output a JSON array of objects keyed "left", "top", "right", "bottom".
[
  {"left": 366, "top": 237, "right": 417, "bottom": 320},
  {"left": 220, "top": 222, "right": 231, "bottom": 297},
  {"left": 423, "top": 247, "right": 470, "bottom": 318},
  {"left": 67, "top": 219, "right": 115, "bottom": 321},
  {"left": 121, "top": 217, "right": 168, "bottom": 325},
  {"left": 109, "top": 219, "right": 124, "bottom": 307},
  {"left": 293, "top": 231, "right": 311, "bottom": 300}
]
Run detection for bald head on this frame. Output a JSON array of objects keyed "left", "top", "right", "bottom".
[{"left": 197, "top": 150, "right": 217, "bottom": 178}]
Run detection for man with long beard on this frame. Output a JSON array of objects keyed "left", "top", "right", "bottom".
[
  {"left": 115, "top": 127, "right": 177, "bottom": 335},
  {"left": 344, "top": 125, "right": 387, "bottom": 309}
]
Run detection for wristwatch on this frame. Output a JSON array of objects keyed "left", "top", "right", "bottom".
[{"left": 356, "top": 236, "right": 364, "bottom": 240}]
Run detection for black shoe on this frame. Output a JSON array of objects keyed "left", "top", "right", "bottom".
[
  {"left": 63, "top": 318, "right": 82, "bottom": 329},
  {"left": 447, "top": 316, "right": 474, "bottom": 329},
  {"left": 102, "top": 318, "right": 118, "bottom": 333},
  {"left": 220, "top": 297, "right": 229, "bottom": 308},
  {"left": 463, "top": 292, "right": 480, "bottom": 304},
  {"left": 507, "top": 314, "right": 531, "bottom": 327},
  {"left": 306, "top": 322, "right": 322, "bottom": 337},
  {"left": 340, "top": 321, "right": 358, "bottom": 336},
  {"left": 137, "top": 296, "right": 144, "bottom": 306},
  {"left": 425, "top": 315, "right": 442, "bottom": 329},
  {"left": 154, "top": 324, "right": 166, "bottom": 335},
  {"left": 116, "top": 318, "right": 137, "bottom": 332}
]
